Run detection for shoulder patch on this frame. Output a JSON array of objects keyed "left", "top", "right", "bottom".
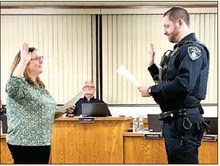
[{"left": 188, "top": 46, "right": 202, "bottom": 60}]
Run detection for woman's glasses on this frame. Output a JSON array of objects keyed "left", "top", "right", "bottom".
[{"left": 31, "top": 56, "right": 44, "bottom": 61}]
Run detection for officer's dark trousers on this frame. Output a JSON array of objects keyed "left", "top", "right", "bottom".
[{"left": 162, "top": 107, "right": 204, "bottom": 164}]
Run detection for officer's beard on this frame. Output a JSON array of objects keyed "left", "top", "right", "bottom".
[{"left": 168, "top": 26, "right": 180, "bottom": 43}]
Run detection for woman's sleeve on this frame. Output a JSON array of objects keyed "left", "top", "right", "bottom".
[{"left": 5, "top": 76, "right": 27, "bottom": 101}]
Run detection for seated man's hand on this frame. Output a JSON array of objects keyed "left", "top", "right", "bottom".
[{"left": 66, "top": 106, "right": 76, "bottom": 114}]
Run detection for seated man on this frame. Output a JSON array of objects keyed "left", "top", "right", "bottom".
[{"left": 67, "top": 81, "right": 111, "bottom": 116}]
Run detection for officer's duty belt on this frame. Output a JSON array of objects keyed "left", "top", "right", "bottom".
[{"left": 159, "top": 107, "right": 200, "bottom": 122}]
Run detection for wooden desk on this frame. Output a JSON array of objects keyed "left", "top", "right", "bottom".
[
  {"left": 1, "top": 117, "right": 217, "bottom": 164},
  {"left": 199, "top": 140, "right": 218, "bottom": 164},
  {"left": 51, "top": 116, "right": 131, "bottom": 164},
  {"left": 0, "top": 134, "right": 13, "bottom": 164},
  {"left": 123, "top": 132, "right": 217, "bottom": 164},
  {"left": 123, "top": 132, "right": 167, "bottom": 164}
]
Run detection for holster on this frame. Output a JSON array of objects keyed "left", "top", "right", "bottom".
[
  {"left": 159, "top": 111, "right": 175, "bottom": 122},
  {"left": 159, "top": 109, "right": 187, "bottom": 123}
]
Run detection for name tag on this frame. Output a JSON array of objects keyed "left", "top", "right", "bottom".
[
  {"left": 78, "top": 117, "right": 95, "bottom": 124},
  {"left": 144, "top": 133, "right": 161, "bottom": 139}
]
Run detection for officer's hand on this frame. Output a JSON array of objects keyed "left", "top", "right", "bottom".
[
  {"left": 138, "top": 86, "right": 150, "bottom": 97},
  {"left": 149, "top": 43, "right": 155, "bottom": 67}
]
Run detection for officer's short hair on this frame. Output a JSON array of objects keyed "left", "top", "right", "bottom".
[{"left": 164, "top": 7, "right": 190, "bottom": 27}]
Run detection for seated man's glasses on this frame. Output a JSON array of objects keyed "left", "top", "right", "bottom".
[{"left": 84, "top": 86, "right": 95, "bottom": 89}]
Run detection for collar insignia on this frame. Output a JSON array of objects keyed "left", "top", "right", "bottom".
[{"left": 171, "top": 47, "right": 179, "bottom": 56}]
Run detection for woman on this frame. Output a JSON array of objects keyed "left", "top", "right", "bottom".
[{"left": 5, "top": 42, "right": 57, "bottom": 164}]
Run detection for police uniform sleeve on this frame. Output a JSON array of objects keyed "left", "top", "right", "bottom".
[
  {"left": 150, "top": 44, "right": 207, "bottom": 104},
  {"left": 148, "top": 64, "right": 159, "bottom": 81},
  {"left": 148, "top": 64, "right": 159, "bottom": 78}
]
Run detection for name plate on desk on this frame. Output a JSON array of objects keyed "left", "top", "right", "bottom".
[
  {"left": 144, "top": 133, "right": 161, "bottom": 139},
  {"left": 79, "top": 117, "right": 95, "bottom": 124},
  {"left": 202, "top": 135, "right": 217, "bottom": 142}
]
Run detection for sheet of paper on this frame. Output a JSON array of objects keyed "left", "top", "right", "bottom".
[
  {"left": 55, "top": 91, "right": 84, "bottom": 113},
  {"left": 117, "top": 66, "right": 141, "bottom": 87}
]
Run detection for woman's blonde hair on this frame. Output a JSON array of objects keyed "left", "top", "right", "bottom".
[{"left": 10, "top": 47, "right": 45, "bottom": 88}]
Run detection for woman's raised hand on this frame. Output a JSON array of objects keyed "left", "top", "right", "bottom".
[
  {"left": 20, "top": 42, "right": 31, "bottom": 63},
  {"left": 12, "top": 42, "right": 31, "bottom": 77}
]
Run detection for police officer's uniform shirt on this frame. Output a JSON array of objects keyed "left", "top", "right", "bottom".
[{"left": 149, "top": 33, "right": 209, "bottom": 112}]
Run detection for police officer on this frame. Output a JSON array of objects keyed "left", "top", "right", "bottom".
[{"left": 138, "top": 7, "right": 209, "bottom": 164}]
